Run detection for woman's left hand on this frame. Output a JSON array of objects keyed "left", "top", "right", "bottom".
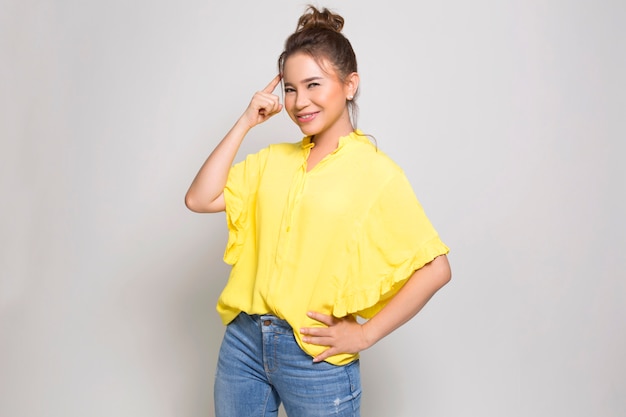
[{"left": 300, "top": 312, "right": 371, "bottom": 363}]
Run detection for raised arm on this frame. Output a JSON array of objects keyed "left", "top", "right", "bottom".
[{"left": 185, "top": 75, "right": 283, "bottom": 213}]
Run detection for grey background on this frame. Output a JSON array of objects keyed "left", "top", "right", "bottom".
[{"left": 1, "top": 1, "right": 625, "bottom": 416}]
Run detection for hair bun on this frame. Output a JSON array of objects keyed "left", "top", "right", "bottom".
[{"left": 296, "top": 6, "right": 344, "bottom": 33}]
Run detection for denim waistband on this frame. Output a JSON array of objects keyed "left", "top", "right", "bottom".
[{"left": 248, "top": 314, "right": 293, "bottom": 334}]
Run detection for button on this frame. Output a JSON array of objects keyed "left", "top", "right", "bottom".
[{"left": 263, "top": 320, "right": 272, "bottom": 326}]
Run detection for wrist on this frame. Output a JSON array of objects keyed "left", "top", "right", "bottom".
[
  {"left": 360, "top": 321, "right": 378, "bottom": 350},
  {"left": 234, "top": 116, "right": 254, "bottom": 133}
]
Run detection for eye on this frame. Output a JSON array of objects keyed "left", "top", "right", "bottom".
[
  {"left": 307, "top": 82, "right": 320, "bottom": 89},
  {"left": 284, "top": 86, "right": 296, "bottom": 93}
]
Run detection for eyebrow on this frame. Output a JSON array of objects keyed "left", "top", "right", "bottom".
[{"left": 283, "top": 76, "right": 324, "bottom": 87}]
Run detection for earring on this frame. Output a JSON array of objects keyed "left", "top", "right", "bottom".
[{"left": 347, "top": 95, "right": 353, "bottom": 101}]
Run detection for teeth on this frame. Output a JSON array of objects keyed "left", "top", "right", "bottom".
[{"left": 299, "top": 114, "right": 314, "bottom": 120}]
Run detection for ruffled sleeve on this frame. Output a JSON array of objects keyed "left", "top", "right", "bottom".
[
  {"left": 333, "top": 171, "right": 449, "bottom": 318},
  {"left": 222, "top": 147, "right": 269, "bottom": 265}
]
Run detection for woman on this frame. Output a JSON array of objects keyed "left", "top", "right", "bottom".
[{"left": 186, "top": 5, "right": 451, "bottom": 417}]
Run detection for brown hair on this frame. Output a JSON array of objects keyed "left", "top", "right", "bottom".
[{"left": 278, "top": 5, "right": 359, "bottom": 124}]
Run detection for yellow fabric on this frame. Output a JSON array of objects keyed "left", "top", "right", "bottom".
[{"left": 218, "top": 130, "right": 449, "bottom": 365}]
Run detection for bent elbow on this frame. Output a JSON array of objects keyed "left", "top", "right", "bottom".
[
  {"left": 184, "top": 193, "right": 199, "bottom": 212},
  {"left": 434, "top": 255, "right": 452, "bottom": 287},
  {"left": 184, "top": 192, "right": 208, "bottom": 213},
  {"left": 184, "top": 191, "right": 225, "bottom": 213},
  {"left": 442, "top": 267, "right": 452, "bottom": 286}
]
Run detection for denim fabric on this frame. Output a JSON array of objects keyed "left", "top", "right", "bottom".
[{"left": 214, "top": 313, "right": 361, "bottom": 417}]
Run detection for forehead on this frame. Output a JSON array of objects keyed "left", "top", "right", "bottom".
[{"left": 283, "top": 52, "right": 338, "bottom": 82}]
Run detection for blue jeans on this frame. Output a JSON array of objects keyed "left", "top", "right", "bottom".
[{"left": 214, "top": 313, "right": 362, "bottom": 417}]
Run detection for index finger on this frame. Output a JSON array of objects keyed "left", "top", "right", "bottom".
[
  {"left": 262, "top": 74, "right": 282, "bottom": 93},
  {"left": 307, "top": 311, "right": 334, "bottom": 326}
]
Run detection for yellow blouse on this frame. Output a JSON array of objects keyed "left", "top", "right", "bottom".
[{"left": 218, "top": 130, "right": 449, "bottom": 365}]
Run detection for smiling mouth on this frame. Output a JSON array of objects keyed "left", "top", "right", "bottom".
[{"left": 297, "top": 112, "right": 319, "bottom": 122}]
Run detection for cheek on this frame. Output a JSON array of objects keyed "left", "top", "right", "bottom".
[
  {"left": 283, "top": 97, "right": 298, "bottom": 121},
  {"left": 319, "top": 88, "right": 343, "bottom": 107},
  {"left": 283, "top": 97, "right": 295, "bottom": 116}
]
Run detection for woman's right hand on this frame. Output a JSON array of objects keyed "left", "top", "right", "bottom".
[
  {"left": 240, "top": 74, "right": 283, "bottom": 129},
  {"left": 185, "top": 75, "right": 283, "bottom": 213}
]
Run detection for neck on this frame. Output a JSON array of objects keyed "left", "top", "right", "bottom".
[{"left": 311, "top": 124, "right": 354, "bottom": 149}]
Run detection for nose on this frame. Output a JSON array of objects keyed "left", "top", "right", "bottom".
[{"left": 294, "top": 91, "right": 310, "bottom": 109}]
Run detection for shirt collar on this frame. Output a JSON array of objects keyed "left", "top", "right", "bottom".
[{"left": 300, "top": 129, "right": 368, "bottom": 150}]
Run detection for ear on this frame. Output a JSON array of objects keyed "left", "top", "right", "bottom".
[{"left": 345, "top": 72, "right": 360, "bottom": 99}]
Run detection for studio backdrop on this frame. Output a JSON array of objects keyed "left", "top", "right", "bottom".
[{"left": 1, "top": 1, "right": 624, "bottom": 416}]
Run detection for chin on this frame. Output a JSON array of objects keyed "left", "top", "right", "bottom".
[{"left": 298, "top": 125, "right": 320, "bottom": 137}]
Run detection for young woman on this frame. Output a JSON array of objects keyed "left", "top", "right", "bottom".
[{"left": 186, "top": 6, "right": 451, "bottom": 417}]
